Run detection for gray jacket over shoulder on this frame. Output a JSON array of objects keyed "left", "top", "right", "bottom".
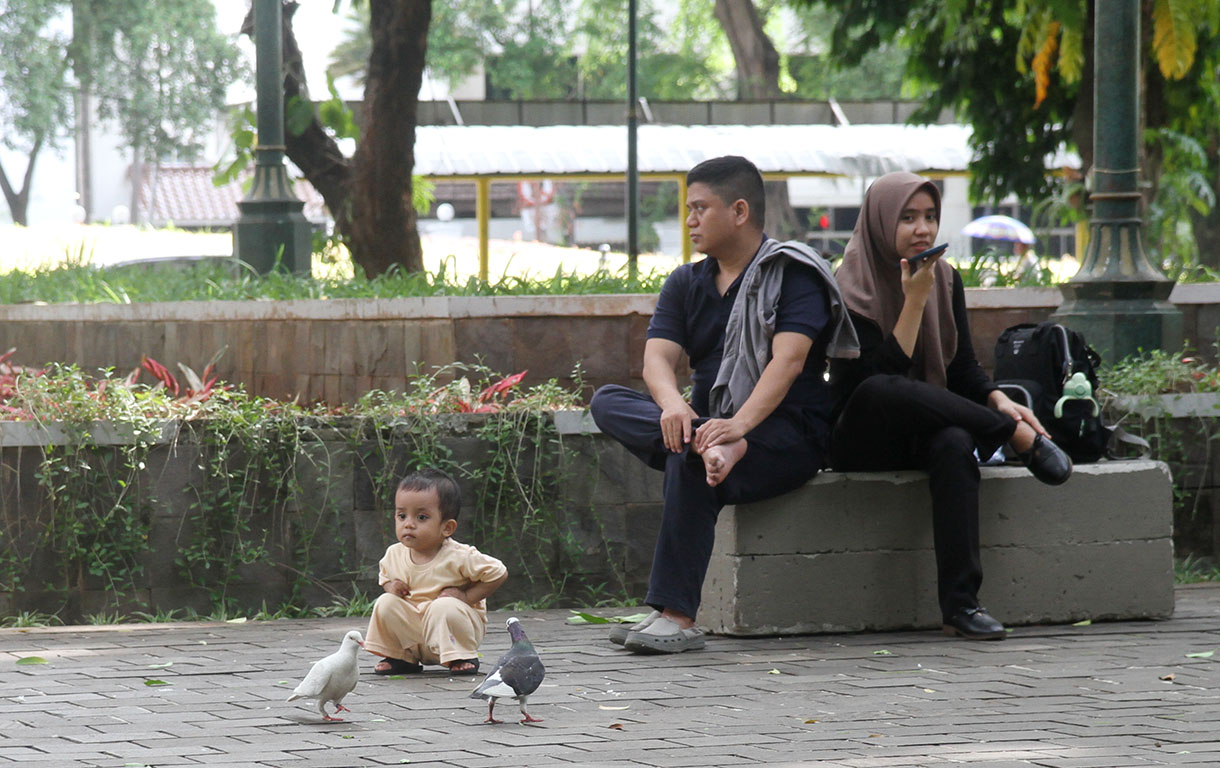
[{"left": 708, "top": 238, "right": 860, "bottom": 418}]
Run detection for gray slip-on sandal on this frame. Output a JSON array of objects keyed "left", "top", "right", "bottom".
[
  {"left": 622, "top": 616, "right": 706, "bottom": 654},
  {"left": 608, "top": 609, "right": 661, "bottom": 646}
]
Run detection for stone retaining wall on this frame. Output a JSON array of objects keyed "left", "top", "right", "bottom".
[{"left": 0, "top": 414, "right": 663, "bottom": 622}]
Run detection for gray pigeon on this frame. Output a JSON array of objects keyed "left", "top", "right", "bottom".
[
  {"left": 287, "top": 629, "right": 364, "bottom": 722},
  {"left": 469, "top": 617, "right": 545, "bottom": 723}
]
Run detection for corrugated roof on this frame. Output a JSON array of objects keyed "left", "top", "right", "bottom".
[
  {"left": 411, "top": 123, "right": 1079, "bottom": 178},
  {"left": 143, "top": 124, "right": 1079, "bottom": 226}
]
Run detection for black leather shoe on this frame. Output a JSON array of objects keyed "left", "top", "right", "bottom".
[
  {"left": 1018, "top": 434, "right": 1073, "bottom": 485},
  {"left": 942, "top": 607, "right": 1006, "bottom": 640}
]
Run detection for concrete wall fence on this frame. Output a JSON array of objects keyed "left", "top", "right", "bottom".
[
  {"left": 2, "top": 284, "right": 1220, "bottom": 406},
  {"left": 0, "top": 414, "right": 664, "bottom": 623}
]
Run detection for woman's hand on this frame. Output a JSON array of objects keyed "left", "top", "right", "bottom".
[
  {"left": 989, "top": 390, "right": 1049, "bottom": 437},
  {"left": 900, "top": 254, "right": 939, "bottom": 302},
  {"left": 438, "top": 586, "right": 468, "bottom": 603},
  {"left": 893, "top": 255, "right": 940, "bottom": 357}
]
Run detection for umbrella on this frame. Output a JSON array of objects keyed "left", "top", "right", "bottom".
[{"left": 960, "top": 215, "right": 1036, "bottom": 244}]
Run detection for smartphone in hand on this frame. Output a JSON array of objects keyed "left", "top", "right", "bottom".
[{"left": 905, "top": 242, "right": 947, "bottom": 269}]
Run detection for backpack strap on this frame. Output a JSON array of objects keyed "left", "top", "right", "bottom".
[{"left": 1051, "top": 323, "right": 1073, "bottom": 386}]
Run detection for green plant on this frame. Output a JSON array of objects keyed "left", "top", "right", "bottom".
[
  {"left": 1176, "top": 554, "right": 1220, "bottom": 583},
  {"left": 1099, "top": 347, "right": 1220, "bottom": 396},
  {"left": 130, "top": 607, "right": 183, "bottom": 623},
  {"left": 0, "top": 610, "right": 62, "bottom": 628},
  {"left": 1101, "top": 346, "right": 1220, "bottom": 562},
  {"left": 313, "top": 587, "right": 377, "bottom": 618},
  {"left": 953, "top": 246, "right": 1055, "bottom": 288}
]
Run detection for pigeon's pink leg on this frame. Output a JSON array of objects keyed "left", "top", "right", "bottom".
[
  {"left": 485, "top": 700, "right": 504, "bottom": 725},
  {"left": 323, "top": 714, "right": 345, "bottom": 722},
  {"left": 520, "top": 698, "right": 542, "bottom": 723},
  {"left": 335, "top": 704, "right": 351, "bottom": 713}
]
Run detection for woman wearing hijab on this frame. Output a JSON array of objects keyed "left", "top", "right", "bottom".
[{"left": 830, "top": 172, "right": 1072, "bottom": 641}]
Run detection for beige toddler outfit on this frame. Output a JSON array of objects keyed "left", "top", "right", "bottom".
[{"left": 364, "top": 538, "right": 507, "bottom": 666}]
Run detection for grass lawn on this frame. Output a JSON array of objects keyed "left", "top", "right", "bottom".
[{"left": 1, "top": 223, "right": 684, "bottom": 283}]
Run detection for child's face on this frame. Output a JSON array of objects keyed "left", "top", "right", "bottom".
[{"left": 394, "top": 486, "right": 457, "bottom": 554}]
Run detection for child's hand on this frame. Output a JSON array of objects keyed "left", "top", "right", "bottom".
[
  {"left": 384, "top": 579, "right": 410, "bottom": 598},
  {"left": 438, "top": 586, "right": 468, "bottom": 603}
]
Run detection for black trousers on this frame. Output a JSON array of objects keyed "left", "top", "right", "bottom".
[
  {"left": 829, "top": 374, "right": 1017, "bottom": 620},
  {"left": 590, "top": 384, "right": 823, "bottom": 620}
]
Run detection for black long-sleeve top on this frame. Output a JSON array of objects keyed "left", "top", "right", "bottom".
[{"left": 829, "top": 269, "right": 996, "bottom": 421}]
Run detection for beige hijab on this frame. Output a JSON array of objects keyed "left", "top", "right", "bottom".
[{"left": 835, "top": 172, "right": 957, "bottom": 388}]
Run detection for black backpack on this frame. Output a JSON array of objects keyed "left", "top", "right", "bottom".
[{"left": 992, "top": 322, "right": 1111, "bottom": 462}]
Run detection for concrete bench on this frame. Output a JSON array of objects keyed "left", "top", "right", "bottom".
[{"left": 701, "top": 459, "right": 1175, "bottom": 636}]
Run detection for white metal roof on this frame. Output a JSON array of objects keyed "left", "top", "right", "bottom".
[{"left": 410, "top": 123, "right": 1078, "bottom": 178}]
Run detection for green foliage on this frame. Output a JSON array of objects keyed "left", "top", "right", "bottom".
[
  {"left": 0, "top": 257, "right": 668, "bottom": 305},
  {"left": 0, "top": 611, "right": 62, "bottom": 628},
  {"left": 816, "top": 0, "right": 1220, "bottom": 273},
  {"left": 0, "top": 0, "right": 74, "bottom": 222},
  {"left": 777, "top": 2, "right": 912, "bottom": 100},
  {"left": 1147, "top": 130, "right": 1217, "bottom": 276},
  {"left": 822, "top": 0, "right": 1076, "bottom": 205},
  {"left": 1100, "top": 345, "right": 1220, "bottom": 561},
  {"left": 952, "top": 248, "right": 1056, "bottom": 287},
  {"left": 78, "top": 0, "right": 242, "bottom": 166},
  {"left": 575, "top": 0, "right": 732, "bottom": 100},
  {"left": 1098, "top": 346, "right": 1220, "bottom": 395},
  {"left": 0, "top": 2, "right": 71, "bottom": 151},
  {"left": 1176, "top": 554, "right": 1220, "bottom": 583}
]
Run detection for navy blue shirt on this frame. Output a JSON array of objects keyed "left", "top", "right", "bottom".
[{"left": 646, "top": 249, "right": 834, "bottom": 426}]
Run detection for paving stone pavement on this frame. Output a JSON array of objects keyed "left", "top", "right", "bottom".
[{"left": 3, "top": 585, "right": 1220, "bottom": 767}]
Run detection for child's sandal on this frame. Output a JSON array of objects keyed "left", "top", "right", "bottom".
[
  {"left": 446, "top": 658, "right": 480, "bottom": 676},
  {"left": 374, "top": 657, "right": 422, "bottom": 675}
]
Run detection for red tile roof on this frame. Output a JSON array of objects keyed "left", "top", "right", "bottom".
[{"left": 139, "top": 164, "right": 328, "bottom": 228}]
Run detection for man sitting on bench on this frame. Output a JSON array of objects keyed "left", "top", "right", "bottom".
[{"left": 590, "top": 155, "right": 858, "bottom": 654}]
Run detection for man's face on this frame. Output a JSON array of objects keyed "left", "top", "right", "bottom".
[{"left": 685, "top": 182, "right": 741, "bottom": 256}]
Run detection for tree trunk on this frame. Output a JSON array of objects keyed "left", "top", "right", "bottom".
[
  {"left": 72, "top": 0, "right": 93, "bottom": 220},
  {"left": 712, "top": 0, "right": 801, "bottom": 240},
  {"left": 129, "top": 151, "right": 143, "bottom": 225},
  {"left": 348, "top": 0, "right": 430, "bottom": 276},
  {"left": 0, "top": 135, "right": 42, "bottom": 227},
  {"left": 713, "top": 0, "right": 779, "bottom": 100},
  {"left": 244, "top": 1, "right": 431, "bottom": 276}
]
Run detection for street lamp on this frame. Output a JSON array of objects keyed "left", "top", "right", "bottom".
[
  {"left": 1051, "top": 0, "right": 1181, "bottom": 361},
  {"left": 233, "top": 0, "right": 313, "bottom": 274},
  {"left": 626, "top": 0, "right": 639, "bottom": 282}
]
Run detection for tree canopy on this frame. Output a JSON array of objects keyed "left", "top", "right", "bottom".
[
  {"left": 327, "top": 0, "right": 907, "bottom": 102},
  {"left": 817, "top": 0, "right": 1220, "bottom": 270},
  {"left": 0, "top": 0, "right": 73, "bottom": 224},
  {"left": 0, "top": 0, "right": 240, "bottom": 224}
]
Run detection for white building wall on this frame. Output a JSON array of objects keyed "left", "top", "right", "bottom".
[{"left": 0, "top": 143, "right": 77, "bottom": 226}]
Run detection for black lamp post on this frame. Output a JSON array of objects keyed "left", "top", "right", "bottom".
[
  {"left": 233, "top": 0, "right": 312, "bottom": 274},
  {"left": 1051, "top": 0, "right": 1181, "bottom": 361},
  {"left": 626, "top": 0, "right": 639, "bottom": 282}
]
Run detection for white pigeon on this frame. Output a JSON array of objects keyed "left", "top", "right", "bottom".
[{"left": 287, "top": 629, "right": 364, "bottom": 722}]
